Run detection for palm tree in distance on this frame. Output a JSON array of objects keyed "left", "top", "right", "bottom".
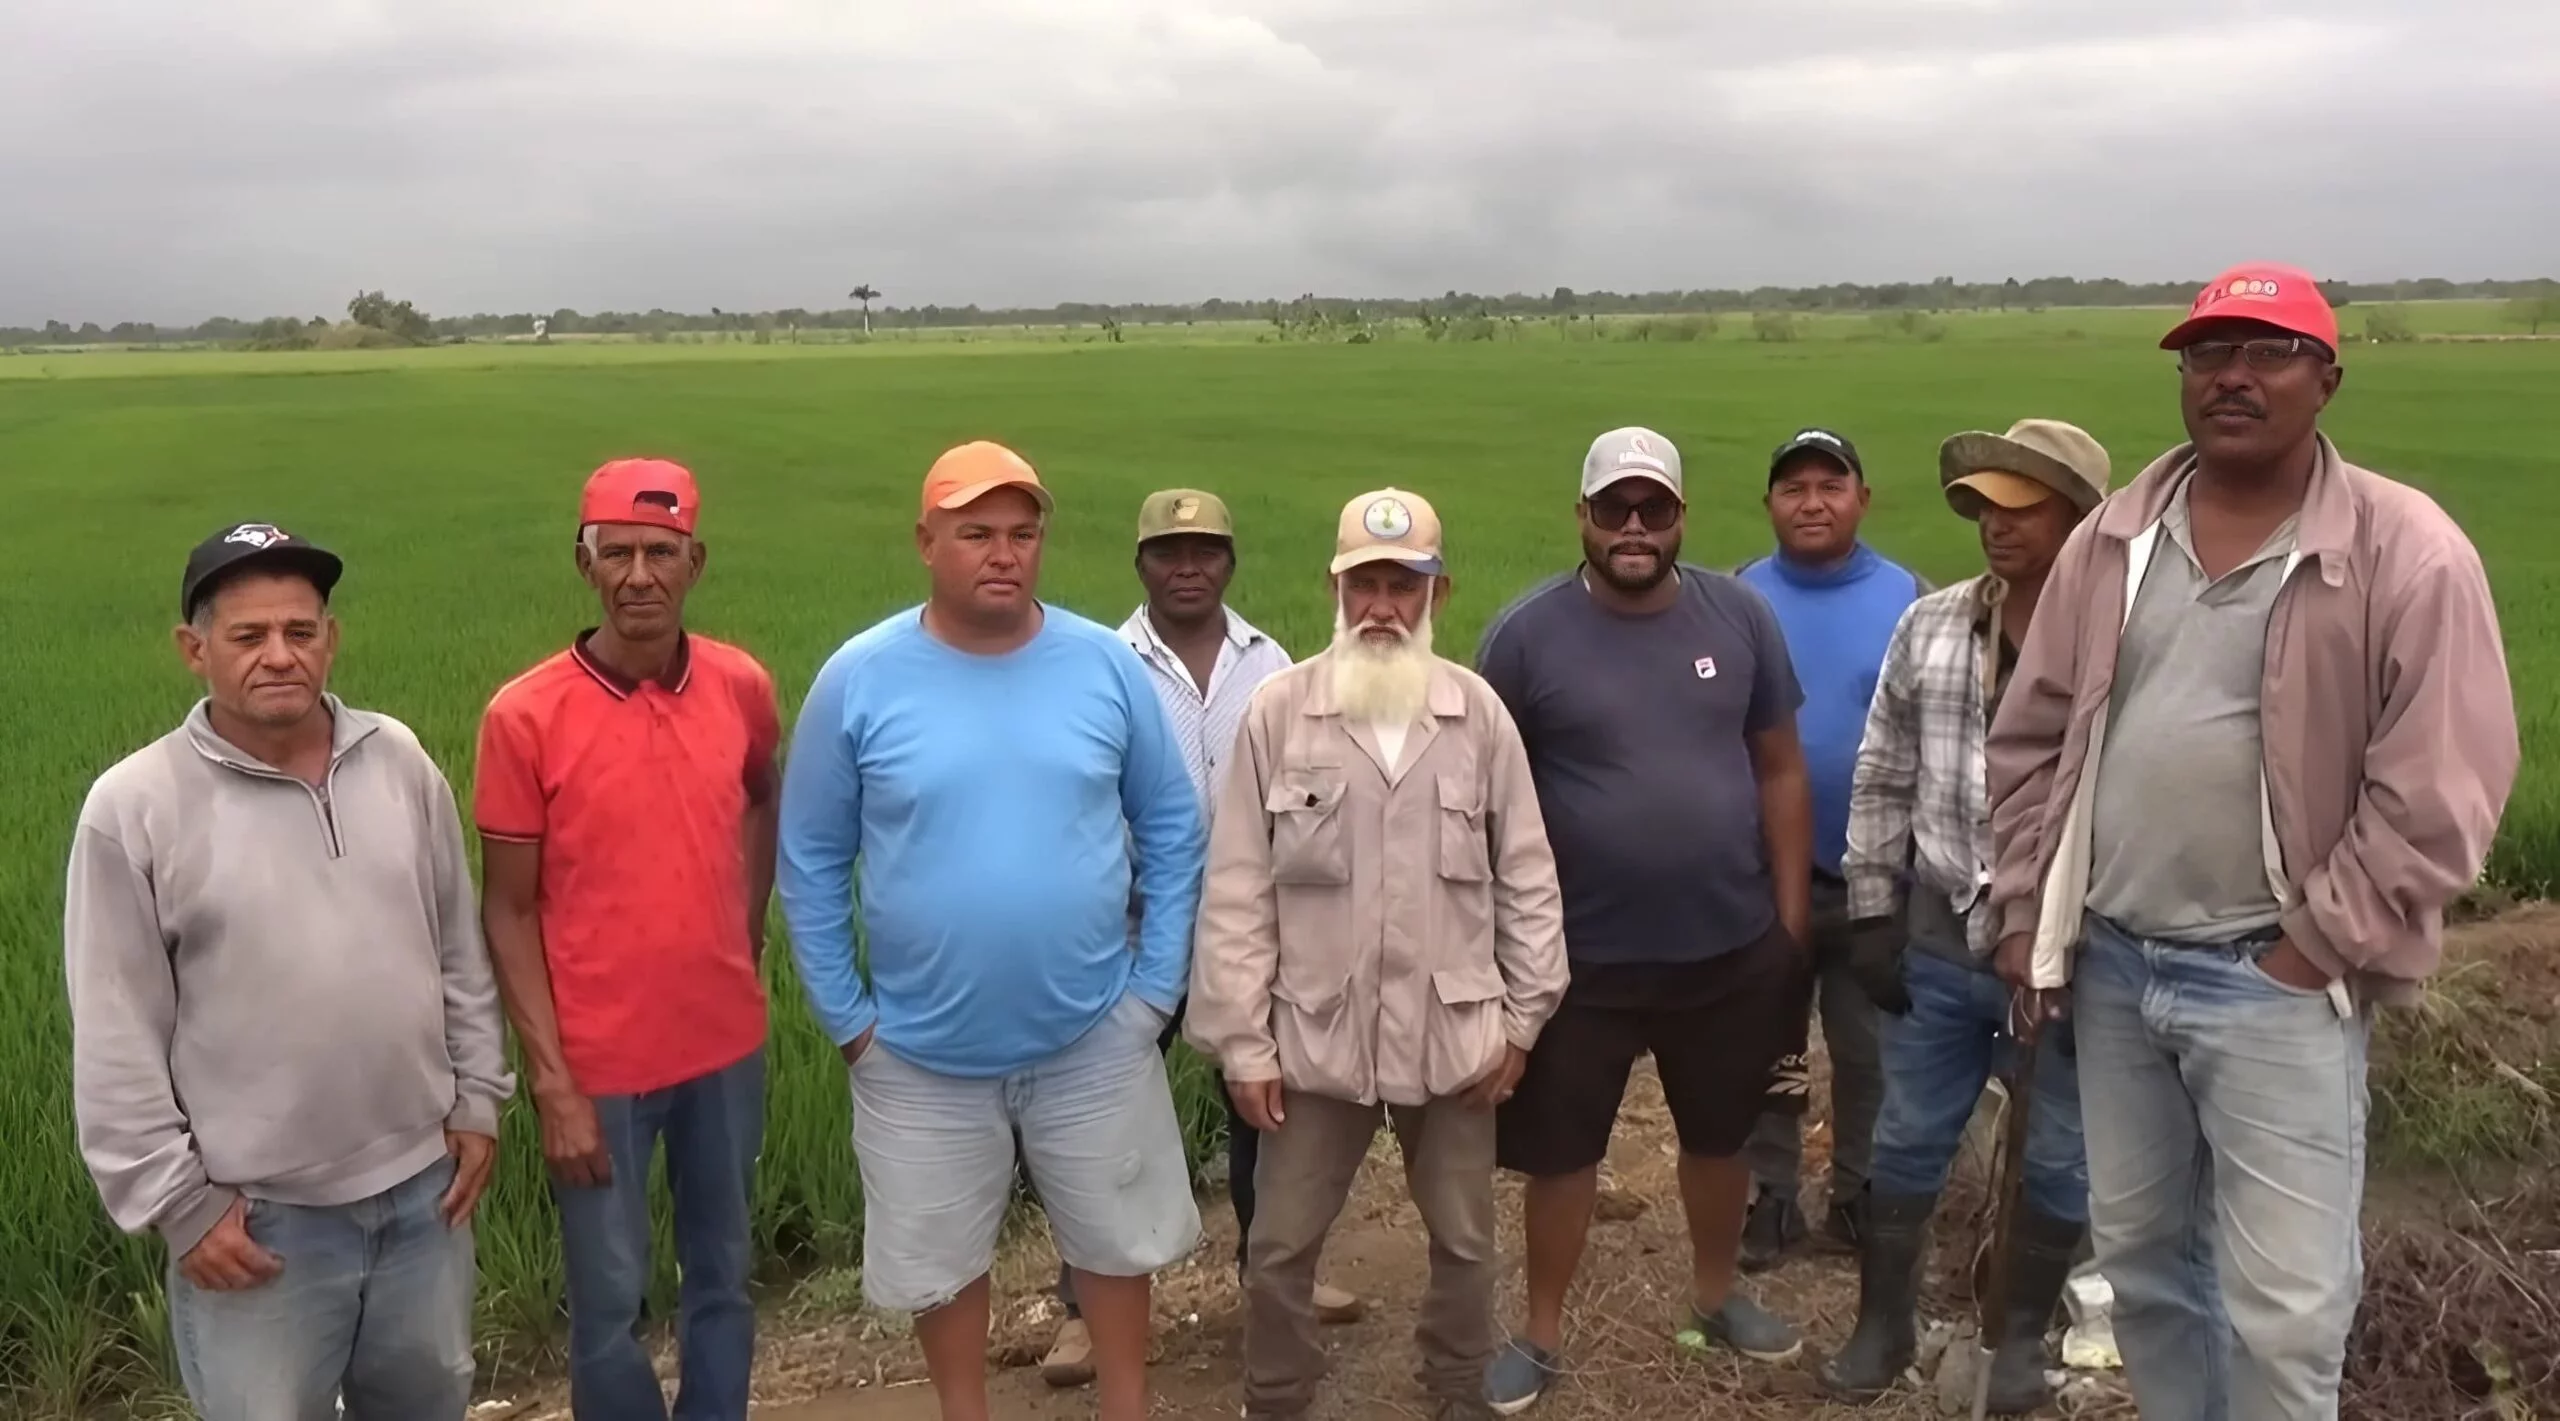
[{"left": 849, "top": 285, "right": 881, "bottom": 335}]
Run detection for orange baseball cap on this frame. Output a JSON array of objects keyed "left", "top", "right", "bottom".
[
  {"left": 2160, "top": 263, "right": 2339, "bottom": 352},
  {"left": 580, "top": 458, "right": 700, "bottom": 536},
  {"left": 921, "top": 441, "right": 1055, "bottom": 517}
]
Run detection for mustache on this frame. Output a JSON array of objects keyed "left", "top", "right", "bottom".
[
  {"left": 1609, "top": 541, "right": 1657, "bottom": 557},
  {"left": 2205, "top": 394, "right": 2266, "bottom": 419}
]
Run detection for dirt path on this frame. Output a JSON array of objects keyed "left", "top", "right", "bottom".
[
  {"left": 470, "top": 907, "right": 2560, "bottom": 1419},
  {"left": 724, "top": 1067, "right": 2061, "bottom": 1420}
]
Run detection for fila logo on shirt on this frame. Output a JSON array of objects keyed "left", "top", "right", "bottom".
[{"left": 1695, "top": 656, "right": 1718, "bottom": 680}]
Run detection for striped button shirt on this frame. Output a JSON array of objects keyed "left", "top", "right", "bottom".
[
  {"left": 1844, "top": 573, "right": 2013, "bottom": 955},
  {"left": 1118, "top": 605, "right": 1293, "bottom": 815}
]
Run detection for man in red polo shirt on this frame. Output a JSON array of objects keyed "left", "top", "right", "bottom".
[{"left": 475, "top": 459, "right": 781, "bottom": 1421}]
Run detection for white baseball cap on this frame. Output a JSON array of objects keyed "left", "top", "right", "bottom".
[{"left": 1580, "top": 426, "right": 1684, "bottom": 501}]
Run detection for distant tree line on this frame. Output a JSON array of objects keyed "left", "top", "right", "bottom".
[{"left": 6, "top": 275, "right": 2557, "bottom": 349}]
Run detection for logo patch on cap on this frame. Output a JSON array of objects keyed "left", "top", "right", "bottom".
[
  {"left": 224, "top": 523, "right": 289, "bottom": 550},
  {"left": 1363, "top": 497, "right": 1413, "bottom": 540},
  {"left": 1794, "top": 430, "right": 1843, "bottom": 447},
  {"left": 1174, "top": 497, "right": 1200, "bottom": 522}
]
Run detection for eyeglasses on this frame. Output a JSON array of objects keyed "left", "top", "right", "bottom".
[
  {"left": 2178, "top": 337, "right": 2331, "bottom": 374},
  {"left": 1586, "top": 490, "right": 1682, "bottom": 532}
]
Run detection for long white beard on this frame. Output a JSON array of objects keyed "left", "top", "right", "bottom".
[{"left": 1329, "top": 598, "right": 1435, "bottom": 725}]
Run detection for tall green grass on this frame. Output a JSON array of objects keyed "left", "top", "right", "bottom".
[{"left": 3, "top": 332, "right": 2555, "bottom": 1411}]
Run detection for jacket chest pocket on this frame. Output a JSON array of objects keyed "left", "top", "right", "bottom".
[
  {"left": 1268, "top": 772, "right": 1350, "bottom": 885},
  {"left": 1435, "top": 774, "right": 1491, "bottom": 882}
]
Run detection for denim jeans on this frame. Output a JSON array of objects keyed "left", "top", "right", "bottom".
[
  {"left": 1870, "top": 949, "right": 2087, "bottom": 1222},
  {"left": 556, "top": 1049, "right": 766, "bottom": 1421},
  {"left": 2075, "top": 916, "right": 2370, "bottom": 1421},
  {"left": 168, "top": 1155, "right": 475, "bottom": 1421}
]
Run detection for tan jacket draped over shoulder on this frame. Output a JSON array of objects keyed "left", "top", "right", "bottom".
[{"left": 1184, "top": 652, "right": 1570, "bottom": 1107}]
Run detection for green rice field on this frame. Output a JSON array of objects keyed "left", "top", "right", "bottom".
[{"left": 2, "top": 313, "right": 2554, "bottom": 1411}]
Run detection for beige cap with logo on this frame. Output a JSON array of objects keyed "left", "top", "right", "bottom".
[
  {"left": 1136, "top": 488, "right": 1235, "bottom": 544},
  {"left": 1330, "top": 488, "right": 1444, "bottom": 575}
]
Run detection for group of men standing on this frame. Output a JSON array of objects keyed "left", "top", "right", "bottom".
[{"left": 63, "top": 261, "right": 2516, "bottom": 1421}]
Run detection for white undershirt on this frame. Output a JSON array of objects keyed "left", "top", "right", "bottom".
[{"left": 1369, "top": 717, "right": 1410, "bottom": 775}]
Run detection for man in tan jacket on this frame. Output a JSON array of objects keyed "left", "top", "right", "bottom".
[
  {"left": 1189, "top": 487, "right": 1570, "bottom": 1421},
  {"left": 1988, "top": 264, "right": 2517, "bottom": 1421}
]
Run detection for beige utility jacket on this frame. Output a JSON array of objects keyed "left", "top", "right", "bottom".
[{"left": 1185, "top": 652, "right": 1569, "bottom": 1107}]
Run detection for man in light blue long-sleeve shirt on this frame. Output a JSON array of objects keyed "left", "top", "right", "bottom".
[{"left": 777, "top": 441, "right": 1204, "bottom": 1421}]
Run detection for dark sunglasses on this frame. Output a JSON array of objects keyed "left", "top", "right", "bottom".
[
  {"left": 2178, "top": 336, "right": 2331, "bottom": 374},
  {"left": 1586, "top": 490, "right": 1682, "bottom": 532}
]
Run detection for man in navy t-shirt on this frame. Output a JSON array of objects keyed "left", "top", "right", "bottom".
[
  {"left": 1733, "top": 428, "right": 1927, "bottom": 1270},
  {"left": 1478, "top": 426, "right": 1817, "bottom": 1413}
]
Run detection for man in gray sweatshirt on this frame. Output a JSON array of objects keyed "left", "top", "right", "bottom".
[{"left": 64, "top": 523, "right": 515, "bottom": 1421}]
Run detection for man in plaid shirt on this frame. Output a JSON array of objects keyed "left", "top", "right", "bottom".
[{"left": 1820, "top": 419, "right": 2111, "bottom": 1412}]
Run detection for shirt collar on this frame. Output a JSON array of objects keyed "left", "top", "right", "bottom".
[
  {"left": 570, "top": 629, "right": 692, "bottom": 699},
  {"left": 1119, "top": 603, "right": 1266, "bottom": 662}
]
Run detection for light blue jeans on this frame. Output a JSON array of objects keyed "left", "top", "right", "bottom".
[
  {"left": 168, "top": 1155, "right": 475, "bottom": 1421},
  {"left": 2075, "top": 915, "right": 2370, "bottom": 1421},
  {"left": 1871, "top": 948, "right": 2087, "bottom": 1222},
  {"left": 557, "top": 1049, "right": 765, "bottom": 1421}
]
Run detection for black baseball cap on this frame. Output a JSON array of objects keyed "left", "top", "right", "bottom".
[
  {"left": 1768, "top": 428, "right": 1864, "bottom": 483},
  {"left": 180, "top": 522, "right": 344, "bottom": 620}
]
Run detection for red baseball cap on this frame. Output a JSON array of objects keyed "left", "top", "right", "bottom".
[
  {"left": 2160, "top": 263, "right": 2339, "bottom": 353},
  {"left": 920, "top": 441, "right": 1054, "bottom": 517},
  {"left": 580, "top": 458, "right": 700, "bottom": 536}
]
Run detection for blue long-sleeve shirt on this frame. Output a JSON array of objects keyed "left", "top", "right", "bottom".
[
  {"left": 1738, "top": 545, "right": 1925, "bottom": 878},
  {"left": 776, "top": 606, "right": 1205, "bottom": 1078}
]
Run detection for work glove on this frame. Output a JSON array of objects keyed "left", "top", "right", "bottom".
[{"left": 1847, "top": 915, "right": 1911, "bottom": 1016}]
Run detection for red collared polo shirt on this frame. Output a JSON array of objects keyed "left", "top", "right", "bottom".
[{"left": 474, "top": 631, "right": 779, "bottom": 1096}]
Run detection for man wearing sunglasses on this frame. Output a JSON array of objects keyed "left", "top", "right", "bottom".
[
  {"left": 1478, "top": 428, "right": 1815, "bottom": 1412},
  {"left": 1987, "top": 263, "right": 2517, "bottom": 1420},
  {"left": 1733, "top": 428, "right": 1927, "bottom": 1271}
]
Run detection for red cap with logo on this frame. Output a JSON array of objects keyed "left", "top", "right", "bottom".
[
  {"left": 2159, "top": 263, "right": 2338, "bottom": 353},
  {"left": 580, "top": 458, "right": 700, "bottom": 536}
]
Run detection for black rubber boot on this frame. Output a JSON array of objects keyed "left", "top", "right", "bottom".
[
  {"left": 1985, "top": 1209, "right": 2085, "bottom": 1415},
  {"left": 1817, "top": 1191, "right": 1938, "bottom": 1401},
  {"left": 1739, "top": 1186, "right": 1805, "bottom": 1274}
]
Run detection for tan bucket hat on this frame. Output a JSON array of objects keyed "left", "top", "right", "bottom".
[{"left": 1938, "top": 419, "right": 2111, "bottom": 519}]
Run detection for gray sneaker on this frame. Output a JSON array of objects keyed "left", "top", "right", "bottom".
[
  {"left": 1484, "top": 1338, "right": 1559, "bottom": 1415},
  {"left": 1674, "top": 1294, "right": 1803, "bottom": 1363}
]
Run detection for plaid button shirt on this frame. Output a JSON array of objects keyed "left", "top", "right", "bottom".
[{"left": 1844, "top": 573, "right": 2011, "bottom": 955}]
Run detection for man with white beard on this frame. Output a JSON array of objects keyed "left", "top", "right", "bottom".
[{"left": 1189, "top": 488, "right": 1570, "bottom": 1421}]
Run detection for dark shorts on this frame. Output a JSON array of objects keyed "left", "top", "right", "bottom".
[{"left": 1496, "top": 923, "right": 1802, "bottom": 1176}]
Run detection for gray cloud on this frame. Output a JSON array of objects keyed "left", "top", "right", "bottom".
[{"left": 3, "top": 0, "right": 2553, "bottom": 325}]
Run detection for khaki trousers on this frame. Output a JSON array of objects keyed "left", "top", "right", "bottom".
[{"left": 1242, "top": 1090, "right": 1497, "bottom": 1417}]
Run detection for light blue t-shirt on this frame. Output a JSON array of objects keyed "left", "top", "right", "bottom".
[
  {"left": 1738, "top": 545, "right": 1925, "bottom": 878},
  {"left": 776, "top": 606, "right": 1205, "bottom": 1079}
]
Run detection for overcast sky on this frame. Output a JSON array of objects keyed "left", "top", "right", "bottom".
[{"left": 6, "top": 0, "right": 2554, "bottom": 325}]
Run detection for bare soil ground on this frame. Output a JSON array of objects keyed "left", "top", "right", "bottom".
[
  {"left": 476, "top": 911, "right": 2560, "bottom": 1420},
  {"left": 483, "top": 1061, "right": 2114, "bottom": 1421}
]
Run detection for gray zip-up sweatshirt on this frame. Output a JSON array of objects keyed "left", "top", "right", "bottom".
[{"left": 64, "top": 697, "right": 515, "bottom": 1257}]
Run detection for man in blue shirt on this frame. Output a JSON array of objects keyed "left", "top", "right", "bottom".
[
  {"left": 1734, "top": 429, "right": 1926, "bottom": 1271},
  {"left": 777, "top": 441, "right": 1205, "bottom": 1421}
]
